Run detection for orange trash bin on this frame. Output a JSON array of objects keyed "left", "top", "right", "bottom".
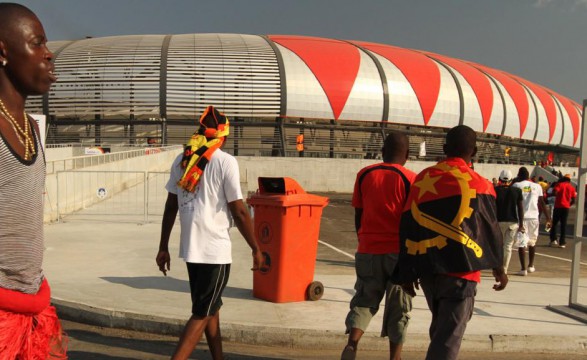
[{"left": 247, "top": 177, "right": 329, "bottom": 303}]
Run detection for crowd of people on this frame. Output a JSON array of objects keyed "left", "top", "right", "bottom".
[{"left": 493, "top": 168, "right": 577, "bottom": 277}]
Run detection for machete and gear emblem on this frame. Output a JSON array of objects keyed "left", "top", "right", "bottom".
[{"left": 405, "top": 163, "right": 483, "bottom": 258}]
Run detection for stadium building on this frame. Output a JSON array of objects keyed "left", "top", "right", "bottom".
[{"left": 28, "top": 33, "right": 583, "bottom": 164}]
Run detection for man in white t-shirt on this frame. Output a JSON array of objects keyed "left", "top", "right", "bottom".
[
  {"left": 512, "top": 167, "right": 551, "bottom": 276},
  {"left": 156, "top": 106, "right": 264, "bottom": 360}
]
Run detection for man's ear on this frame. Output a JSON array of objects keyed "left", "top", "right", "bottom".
[
  {"left": 0, "top": 40, "right": 7, "bottom": 61},
  {"left": 472, "top": 146, "right": 478, "bottom": 158}
]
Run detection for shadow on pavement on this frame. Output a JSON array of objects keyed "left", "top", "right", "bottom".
[
  {"left": 100, "top": 276, "right": 254, "bottom": 300},
  {"left": 101, "top": 276, "right": 189, "bottom": 293}
]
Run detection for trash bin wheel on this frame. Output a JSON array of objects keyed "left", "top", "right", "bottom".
[{"left": 307, "top": 281, "right": 324, "bottom": 301}]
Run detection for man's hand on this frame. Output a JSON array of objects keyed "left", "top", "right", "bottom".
[
  {"left": 401, "top": 280, "right": 420, "bottom": 297},
  {"left": 251, "top": 249, "right": 265, "bottom": 271},
  {"left": 156, "top": 250, "right": 171, "bottom": 276},
  {"left": 492, "top": 267, "right": 508, "bottom": 291}
]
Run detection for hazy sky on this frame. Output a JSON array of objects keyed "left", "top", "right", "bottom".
[{"left": 13, "top": 0, "right": 587, "bottom": 103}]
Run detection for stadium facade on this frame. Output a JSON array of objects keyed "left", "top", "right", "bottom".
[{"left": 28, "top": 33, "right": 583, "bottom": 163}]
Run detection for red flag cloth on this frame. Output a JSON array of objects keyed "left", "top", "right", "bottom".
[
  {"left": 0, "top": 279, "right": 67, "bottom": 359},
  {"left": 396, "top": 157, "right": 503, "bottom": 282}
]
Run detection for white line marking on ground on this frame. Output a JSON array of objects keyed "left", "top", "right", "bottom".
[
  {"left": 535, "top": 252, "right": 587, "bottom": 266},
  {"left": 318, "top": 240, "right": 355, "bottom": 260},
  {"left": 318, "top": 240, "right": 587, "bottom": 266}
]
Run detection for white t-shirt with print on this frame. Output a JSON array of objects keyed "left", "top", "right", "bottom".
[
  {"left": 166, "top": 149, "right": 242, "bottom": 264},
  {"left": 512, "top": 180, "right": 543, "bottom": 220}
]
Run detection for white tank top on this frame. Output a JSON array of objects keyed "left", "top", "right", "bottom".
[{"left": 0, "top": 117, "right": 45, "bottom": 294}]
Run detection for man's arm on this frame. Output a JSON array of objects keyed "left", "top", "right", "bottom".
[
  {"left": 156, "top": 192, "right": 178, "bottom": 276},
  {"left": 492, "top": 266, "right": 508, "bottom": 291},
  {"left": 354, "top": 208, "right": 363, "bottom": 235},
  {"left": 228, "top": 200, "right": 264, "bottom": 270},
  {"left": 516, "top": 199, "right": 525, "bottom": 231},
  {"left": 538, "top": 196, "right": 551, "bottom": 224}
]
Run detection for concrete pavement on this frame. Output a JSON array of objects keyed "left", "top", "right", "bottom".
[{"left": 43, "top": 212, "right": 587, "bottom": 356}]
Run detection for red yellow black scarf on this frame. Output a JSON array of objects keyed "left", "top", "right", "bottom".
[{"left": 178, "top": 106, "right": 230, "bottom": 192}]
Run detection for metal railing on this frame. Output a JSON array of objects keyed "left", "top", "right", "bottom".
[
  {"left": 46, "top": 145, "right": 181, "bottom": 174},
  {"left": 44, "top": 120, "right": 579, "bottom": 165},
  {"left": 55, "top": 170, "right": 172, "bottom": 223}
]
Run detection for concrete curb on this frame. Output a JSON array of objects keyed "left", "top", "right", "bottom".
[{"left": 52, "top": 298, "right": 587, "bottom": 355}]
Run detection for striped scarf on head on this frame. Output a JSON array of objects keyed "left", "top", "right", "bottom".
[{"left": 178, "top": 106, "right": 230, "bottom": 192}]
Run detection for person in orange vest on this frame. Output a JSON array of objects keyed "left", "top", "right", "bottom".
[{"left": 296, "top": 133, "right": 304, "bottom": 157}]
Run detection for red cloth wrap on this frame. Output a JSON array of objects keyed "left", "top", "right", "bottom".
[{"left": 0, "top": 278, "right": 67, "bottom": 359}]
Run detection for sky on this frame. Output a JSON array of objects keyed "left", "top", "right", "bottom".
[{"left": 12, "top": 0, "right": 587, "bottom": 103}]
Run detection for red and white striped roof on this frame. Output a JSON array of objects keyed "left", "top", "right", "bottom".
[
  {"left": 35, "top": 33, "right": 581, "bottom": 148},
  {"left": 269, "top": 35, "right": 581, "bottom": 147}
]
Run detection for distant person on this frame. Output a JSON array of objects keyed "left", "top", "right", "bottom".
[
  {"left": 492, "top": 177, "right": 499, "bottom": 187},
  {"left": 494, "top": 170, "right": 524, "bottom": 274},
  {"left": 396, "top": 125, "right": 508, "bottom": 360},
  {"left": 512, "top": 167, "right": 551, "bottom": 275},
  {"left": 549, "top": 174, "right": 576, "bottom": 248},
  {"left": 156, "top": 106, "right": 264, "bottom": 360},
  {"left": 341, "top": 132, "right": 415, "bottom": 360},
  {"left": 538, "top": 176, "right": 549, "bottom": 196},
  {"left": 0, "top": 3, "right": 67, "bottom": 358}
]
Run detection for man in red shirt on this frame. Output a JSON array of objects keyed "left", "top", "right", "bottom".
[
  {"left": 396, "top": 125, "right": 508, "bottom": 360},
  {"left": 341, "top": 132, "right": 415, "bottom": 360},
  {"left": 549, "top": 174, "right": 577, "bottom": 248}
]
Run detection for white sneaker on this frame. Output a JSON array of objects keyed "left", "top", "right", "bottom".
[
  {"left": 516, "top": 270, "right": 528, "bottom": 276},
  {"left": 549, "top": 241, "right": 558, "bottom": 247},
  {"left": 528, "top": 266, "right": 535, "bottom": 273}
]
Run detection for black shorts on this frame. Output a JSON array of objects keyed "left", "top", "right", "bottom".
[{"left": 186, "top": 263, "right": 231, "bottom": 317}]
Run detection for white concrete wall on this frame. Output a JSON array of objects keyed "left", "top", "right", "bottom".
[
  {"left": 44, "top": 149, "right": 181, "bottom": 222},
  {"left": 236, "top": 157, "right": 574, "bottom": 194},
  {"left": 45, "top": 151, "right": 577, "bottom": 222},
  {"left": 45, "top": 147, "right": 74, "bottom": 161}
]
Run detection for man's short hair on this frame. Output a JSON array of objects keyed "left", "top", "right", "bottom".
[
  {"left": 517, "top": 167, "right": 530, "bottom": 180},
  {"left": 382, "top": 132, "right": 408, "bottom": 160},
  {"left": 0, "top": 3, "right": 37, "bottom": 40},
  {"left": 444, "top": 125, "right": 476, "bottom": 158}
]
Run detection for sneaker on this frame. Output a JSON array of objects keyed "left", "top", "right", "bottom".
[
  {"left": 559, "top": 244, "right": 566, "bottom": 248},
  {"left": 528, "top": 266, "right": 535, "bottom": 273},
  {"left": 516, "top": 270, "right": 528, "bottom": 276},
  {"left": 549, "top": 240, "right": 558, "bottom": 247},
  {"left": 341, "top": 345, "right": 357, "bottom": 360}
]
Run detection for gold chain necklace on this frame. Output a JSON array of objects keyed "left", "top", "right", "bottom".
[{"left": 0, "top": 98, "right": 35, "bottom": 160}]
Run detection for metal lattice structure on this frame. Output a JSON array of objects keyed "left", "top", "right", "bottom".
[{"left": 28, "top": 33, "right": 582, "bottom": 162}]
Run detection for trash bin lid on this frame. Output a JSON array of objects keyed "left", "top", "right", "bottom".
[
  {"left": 258, "top": 177, "right": 305, "bottom": 195},
  {"left": 247, "top": 193, "right": 329, "bottom": 208}
]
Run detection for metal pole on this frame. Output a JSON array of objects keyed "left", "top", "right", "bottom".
[
  {"left": 570, "top": 99, "right": 587, "bottom": 305},
  {"left": 56, "top": 172, "right": 61, "bottom": 223},
  {"left": 144, "top": 171, "right": 148, "bottom": 224}
]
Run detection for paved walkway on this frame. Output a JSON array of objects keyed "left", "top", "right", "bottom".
[{"left": 43, "top": 213, "right": 587, "bottom": 356}]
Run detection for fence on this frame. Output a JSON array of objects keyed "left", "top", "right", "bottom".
[
  {"left": 55, "top": 170, "right": 171, "bottom": 223},
  {"left": 45, "top": 120, "right": 578, "bottom": 165},
  {"left": 46, "top": 145, "right": 181, "bottom": 174}
]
